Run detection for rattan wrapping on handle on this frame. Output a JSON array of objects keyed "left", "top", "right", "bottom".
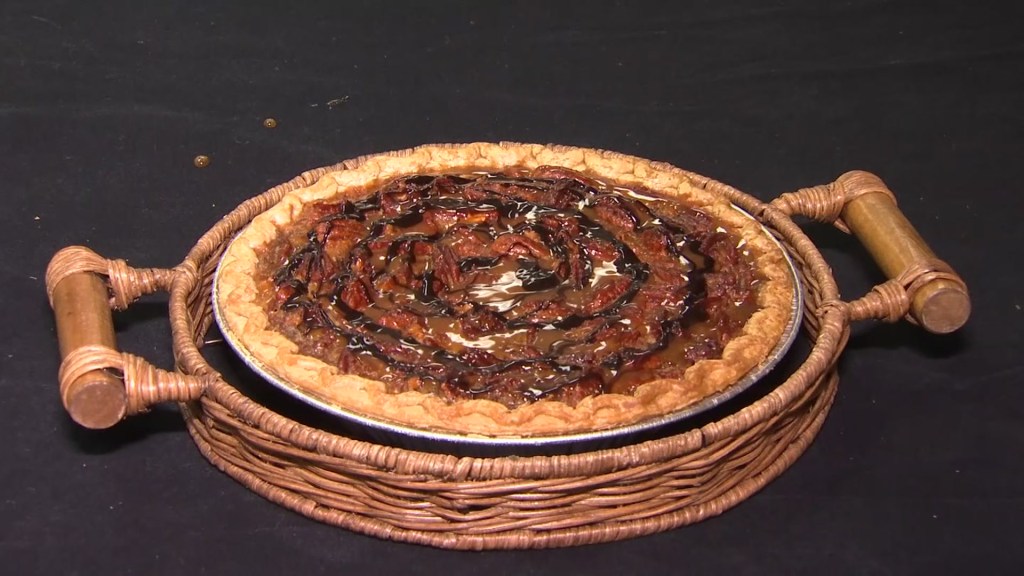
[
  {"left": 772, "top": 170, "right": 898, "bottom": 234},
  {"left": 49, "top": 147, "right": 967, "bottom": 548},
  {"left": 58, "top": 344, "right": 211, "bottom": 416},
  {"left": 46, "top": 245, "right": 175, "bottom": 310}
]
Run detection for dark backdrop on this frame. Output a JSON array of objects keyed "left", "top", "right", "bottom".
[{"left": 2, "top": 1, "right": 1022, "bottom": 574}]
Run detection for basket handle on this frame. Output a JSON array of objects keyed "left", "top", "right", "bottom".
[
  {"left": 46, "top": 246, "right": 212, "bottom": 429},
  {"left": 771, "top": 170, "right": 969, "bottom": 333}
]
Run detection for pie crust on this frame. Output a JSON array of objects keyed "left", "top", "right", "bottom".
[{"left": 214, "top": 142, "right": 793, "bottom": 438}]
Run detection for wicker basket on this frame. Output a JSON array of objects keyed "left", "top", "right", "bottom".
[{"left": 46, "top": 148, "right": 969, "bottom": 550}]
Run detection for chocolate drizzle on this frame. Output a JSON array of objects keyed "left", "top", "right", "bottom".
[{"left": 264, "top": 167, "right": 759, "bottom": 408}]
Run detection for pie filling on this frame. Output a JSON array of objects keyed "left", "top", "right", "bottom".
[{"left": 257, "top": 166, "right": 760, "bottom": 409}]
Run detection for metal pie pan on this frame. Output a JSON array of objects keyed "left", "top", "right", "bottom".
[{"left": 211, "top": 204, "right": 804, "bottom": 456}]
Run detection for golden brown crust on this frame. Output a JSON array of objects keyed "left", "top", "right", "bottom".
[{"left": 214, "top": 142, "right": 793, "bottom": 438}]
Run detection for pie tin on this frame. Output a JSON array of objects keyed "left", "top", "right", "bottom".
[{"left": 212, "top": 204, "right": 804, "bottom": 455}]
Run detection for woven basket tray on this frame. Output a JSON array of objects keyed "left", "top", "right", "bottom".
[{"left": 46, "top": 148, "right": 969, "bottom": 550}]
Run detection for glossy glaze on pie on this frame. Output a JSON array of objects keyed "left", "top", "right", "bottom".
[{"left": 215, "top": 143, "right": 793, "bottom": 437}]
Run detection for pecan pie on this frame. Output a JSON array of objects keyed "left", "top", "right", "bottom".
[{"left": 214, "top": 143, "right": 794, "bottom": 437}]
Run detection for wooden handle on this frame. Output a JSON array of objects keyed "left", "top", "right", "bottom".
[
  {"left": 835, "top": 172, "right": 968, "bottom": 333},
  {"left": 47, "top": 246, "right": 204, "bottom": 429},
  {"left": 51, "top": 271, "right": 128, "bottom": 428},
  {"left": 772, "top": 171, "right": 970, "bottom": 333},
  {"left": 835, "top": 171, "right": 970, "bottom": 333}
]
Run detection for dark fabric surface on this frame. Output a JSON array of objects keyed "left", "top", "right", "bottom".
[{"left": 2, "top": 0, "right": 1022, "bottom": 574}]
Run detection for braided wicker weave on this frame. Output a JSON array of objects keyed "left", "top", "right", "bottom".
[{"left": 46, "top": 146, "right": 968, "bottom": 549}]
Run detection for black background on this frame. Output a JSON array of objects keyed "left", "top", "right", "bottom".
[{"left": 3, "top": 1, "right": 1022, "bottom": 574}]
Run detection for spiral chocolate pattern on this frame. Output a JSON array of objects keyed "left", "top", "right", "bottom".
[{"left": 265, "top": 167, "right": 758, "bottom": 408}]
